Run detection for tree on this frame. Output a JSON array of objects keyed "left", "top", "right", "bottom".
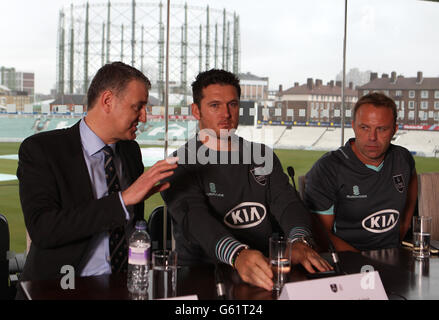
[{"left": 335, "top": 68, "right": 372, "bottom": 88}]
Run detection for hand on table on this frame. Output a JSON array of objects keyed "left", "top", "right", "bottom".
[
  {"left": 234, "top": 249, "right": 274, "bottom": 291},
  {"left": 291, "top": 242, "right": 333, "bottom": 274}
]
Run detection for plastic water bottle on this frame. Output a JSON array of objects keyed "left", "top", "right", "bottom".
[{"left": 127, "top": 220, "right": 150, "bottom": 297}]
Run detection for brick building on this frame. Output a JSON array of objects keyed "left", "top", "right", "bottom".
[
  {"left": 50, "top": 94, "right": 87, "bottom": 113},
  {"left": 50, "top": 93, "right": 160, "bottom": 114},
  {"left": 0, "top": 84, "right": 31, "bottom": 111},
  {"left": 238, "top": 72, "right": 269, "bottom": 103},
  {"left": 0, "top": 67, "right": 35, "bottom": 98},
  {"left": 273, "top": 78, "right": 358, "bottom": 124},
  {"left": 357, "top": 71, "right": 439, "bottom": 126}
]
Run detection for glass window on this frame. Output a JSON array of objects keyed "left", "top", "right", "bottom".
[
  {"left": 398, "top": 110, "right": 404, "bottom": 120},
  {"left": 435, "top": 101, "right": 439, "bottom": 110},
  {"left": 435, "top": 91, "right": 439, "bottom": 99},
  {"left": 152, "top": 106, "right": 161, "bottom": 115},
  {"left": 421, "top": 90, "right": 428, "bottom": 98},
  {"left": 408, "top": 101, "right": 415, "bottom": 109},
  {"left": 421, "top": 101, "right": 428, "bottom": 110},
  {"left": 409, "top": 90, "right": 416, "bottom": 98}
]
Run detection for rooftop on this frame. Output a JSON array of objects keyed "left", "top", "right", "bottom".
[
  {"left": 0, "top": 85, "right": 11, "bottom": 92},
  {"left": 281, "top": 79, "right": 357, "bottom": 96},
  {"left": 358, "top": 71, "right": 439, "bottom": 90},
  {"left": 238, "top": 72, "right": 268, "bottom": 82},
  {"left": 51, "top": 94, "right": 87, "bottom": 105}
]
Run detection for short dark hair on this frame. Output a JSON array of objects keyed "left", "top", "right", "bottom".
[
  {"left": 353, "top": 92, "right": 397, "bottom": 125},
  {"left": 191, "top": 69, "right": 241, "bottom": 107},
  {"left": 87, "top": 61, "right": 151, "bottom": 110}
]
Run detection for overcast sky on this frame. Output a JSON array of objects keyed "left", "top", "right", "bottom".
[{"left": 1, "top": 0, "right": 438, "bottom": 94}]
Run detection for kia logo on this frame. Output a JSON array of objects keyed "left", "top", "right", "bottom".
[
  {"left": 361, "top": 209, "right": 400, "bottom": 234},
  {"left": 224, "top": 202, "right": 266, "bottom": 229}
]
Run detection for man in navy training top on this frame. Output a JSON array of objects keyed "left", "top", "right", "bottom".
[
  {"left": 162, "top": 69, "right": 332, "bottom": 291},
  {"left": 304, "top": 92, "right": 418, "bottom": 252}
]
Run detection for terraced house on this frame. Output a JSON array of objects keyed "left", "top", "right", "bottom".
[{"left": 357, "top": 71, "right": 439, "bottom": 127}]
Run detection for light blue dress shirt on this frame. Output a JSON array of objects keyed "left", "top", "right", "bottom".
[{"left": 79, "top": 119, "right": 131, "bottom": 276}]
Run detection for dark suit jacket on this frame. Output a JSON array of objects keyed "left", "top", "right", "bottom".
[{"left": 16, "top": 121, "right": 145, "bottom": 281}]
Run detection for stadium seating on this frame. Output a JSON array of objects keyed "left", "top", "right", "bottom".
[
  {"left": 0, "top": 115, "right": 438, "bottom": 157},
  {"left": 45, "top": 118, "right": 78, "bottom": 131},
  {"left": 276, "top": 126, "right": 327, "bottom": 149},
  {"left": 237, "top": 125, "right": 438, "bottom": 157},
  {"left": 0, "top": 117, "right": 36, "bottom": 140},
  {"left": 136, "top": 120, "right": 197, "bottom": 145},
  {"left": 393, "top": 130, "right": 439, "bottom": 157},
  {"left": 312, "top": 127, "right": 355, "bottom": 151}
]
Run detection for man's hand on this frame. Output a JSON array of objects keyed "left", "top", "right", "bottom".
[
  {"left": 121, "top": 157, "right": 178, "bottom": 206},
  {"left": 234, "top": 249, "right": 274, "bottom": 291},
  {"left": 291, "top": 242, "right": 333, "bottom": 273}
]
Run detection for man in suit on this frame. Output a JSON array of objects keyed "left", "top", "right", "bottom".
[{"left": 17, "top": 62, "right": 177, "bottom": 285}]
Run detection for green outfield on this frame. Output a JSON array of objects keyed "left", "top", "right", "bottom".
[{"left": 1, "top": 141, "right": 438, "bottom": 254}]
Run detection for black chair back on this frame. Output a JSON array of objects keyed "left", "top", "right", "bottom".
[
  {"left": 0, "top": 214, "right": 11, "bottom": 299},
  {"left": 147, "top": 206, "right": 172, "bottom": 251}
]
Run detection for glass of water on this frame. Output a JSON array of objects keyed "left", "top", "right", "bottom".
[
  {"left": 152, "top": 250, "right": 178, "bottom": 299},
  {"left": 412, "top": 216, "right": 432, "bottom": 260},
  {"left": 269, "top": 235, "right": 291, "bottom": 292}
]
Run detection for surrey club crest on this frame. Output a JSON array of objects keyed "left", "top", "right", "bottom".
[
  {"left": 250, "top": 167, "right": 267, "bottom": 186},
  {"left": 392, "top": 174, "right": 405, "bottom": 193}
]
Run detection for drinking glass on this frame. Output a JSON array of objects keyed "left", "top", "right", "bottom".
[
  {"left": 152, "top": 250, "right": 178, "bottom": 299},
  {"left": 412, "top": 216, "right": 432, "bottom": 260},
  {"left": 269, "top": 236, "right": 291, "bottom": 292}
]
